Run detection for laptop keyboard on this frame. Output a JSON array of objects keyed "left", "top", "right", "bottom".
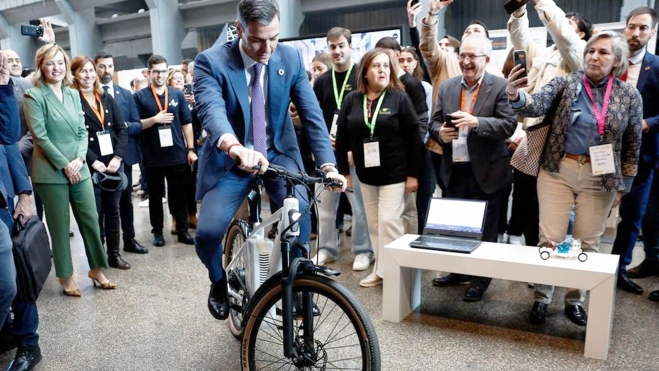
[{"left": 416, "top": 236, "right": 480, "bottom": 249}]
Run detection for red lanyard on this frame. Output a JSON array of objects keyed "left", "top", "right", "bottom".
[
  {"left": 583, "top": 75, "right": 613, "bottom": 136},
  {"left": 83, "top": 92, "right": 105, "bottom": 129},
  {"left": 460, "top": 83, "right": 481, "bottom": 113},
  {"left": 151, "top": 84, "right": 168, "bottom": 112}
]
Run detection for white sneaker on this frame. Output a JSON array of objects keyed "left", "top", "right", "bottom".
[
  {"left": 359, "top": 272, "right": 382, "bottom": 288},
  {"left": 162, "top": 197, "right": 167, "bottom": 203},
  {"left": 352, "top": 253, "right": 373, "bottom": 271},
  {"left": 497, "top": 233, "right": 505, "bottom": 243},
  {"left": 312, "top": 249, "right": 336, "bottom": 265},
  {"left": 138, "top": 199, "right": 149, "bottom": 208},
  {"left": 508, "top": 235, "right": 523, "bottom": 245}
]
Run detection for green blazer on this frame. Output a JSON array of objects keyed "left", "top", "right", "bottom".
[{"left": 24, "top": 84, "right": 91, "bottom": 184}]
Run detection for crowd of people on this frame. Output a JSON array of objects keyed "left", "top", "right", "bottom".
[{"left": 2, "top": 0, "right": 659, "bottom": 369}]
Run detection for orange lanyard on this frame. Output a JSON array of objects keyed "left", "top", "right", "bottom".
[
  {"left": 151, "top": 84, "right": 168, "bottom": 112},
  {"left": 460, "top": 83, "right": 481, "bottom": 114},
  {"left": 83, "top": 92, "right": 105, "bottom": 129}
]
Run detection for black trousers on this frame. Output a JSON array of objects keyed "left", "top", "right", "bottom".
[
  {"left": 416, "top": 148, "right": 436, "bottom": 234},
  {"left": 511, "top": 169, "right": 539, "bottom": 247},
  {"left": 120, "top": 165, "right": 136, "bottom": 242},
  {"left": 145, "top": 164, "right": 189, "bottom": 235}
]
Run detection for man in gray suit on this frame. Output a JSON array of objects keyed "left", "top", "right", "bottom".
[{"left": 429, "top": 35, "right": 516, "bottom": 302}]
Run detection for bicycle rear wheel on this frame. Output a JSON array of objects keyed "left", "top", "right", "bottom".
[
  {"left": 241, "top": 274, "right": 380, "bottom": 370},
  {"left": 224, "top": 220, "right": 250, "bottom": 338}
]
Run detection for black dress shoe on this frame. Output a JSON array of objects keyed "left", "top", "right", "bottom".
[
  {"left": 617, "top": 271, "right": 644, "bottom": 295},
  {"left": 208, "top": 277, "right": 230, "bottom": 320},
  {"left": 124, "top": 239, "right": 148, "bottom": 254},
  {"left": 564, "top": 305, "right": 588, "bottom": 326},
  {"left": 627, "top": 259, "right": 659, "bottom": 278},
  {"left": 432, "top": 273, "right": 470, "bottom": 287},
  {"left": 649, "top": 290, "right": 659, "bottom": 302},
  {"left": 177, "top": 231, "right": 195, "bottom": 245},
  {"left": 108, "top": 255, "right": 131, "bottom": 270},
  {"left": 463, "top": 283, "right": 487, "bottom": 302},
  {"left": 530, "top": 302, "right": 547, "bottom": 324},
  {"left": 6, "top": 344, "right": 42, "bottom": 371},
  {"left": 152, "top": 234, "right": 165, "bottom": 247}
]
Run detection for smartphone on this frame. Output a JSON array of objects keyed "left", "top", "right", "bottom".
[
  {"left": 20, "top": 24, "right": 43, "bottom": 38},
  {"left": 183, "top": 83, "right": 193, "bottom": 95},
  {"left": 513, "top": 50, "right": 527, "bottom": 78},
  {"left": 504, "top": 0, "right": 532, "bottom": 15},
  {"left": 410, "top": 0, "right": 420, "bottom": 6},
  {"left": 444, "top": 113, "right": 455, "bottom": 128}
]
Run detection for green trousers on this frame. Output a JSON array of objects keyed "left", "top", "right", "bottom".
[{"left": 35, "top": 178, "right": 108, "bottom": 278}]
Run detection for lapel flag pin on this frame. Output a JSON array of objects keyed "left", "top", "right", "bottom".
[
  {"left": 278, "top": 69, "right": 284, "bottom": 76},
  {"left": 645, "top": 66, "right": 651, "bottom": 71}
]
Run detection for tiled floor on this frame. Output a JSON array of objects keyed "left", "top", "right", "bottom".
[{"left": 1, "top": 187, "right": 658, "bottom": 371}]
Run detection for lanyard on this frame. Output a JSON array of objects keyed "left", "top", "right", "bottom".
[
  {"left": 583, "top": 75, "right": 613, "bottom": 136},
  {"left": 151, "top": 84, "right": 169, "bottom": 113},
  {"left": 460, "top": 83, "right": 481, "bottom": 113},
  {"left": 83, "top": 92, "right": 105, "bottom": 129},
  {"left": 332, "top": 65, "right": 354, "bottom": 110},
  {"left": 363, "top": 91, "right": 386, "bottom": 138}
]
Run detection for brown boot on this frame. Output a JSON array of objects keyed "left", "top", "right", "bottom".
[
  {"left": 189, "top": 214, "right": 198, "bottom": 229},
  {"left": 170, "top": 217, "right": 177, "bottom": 235}
]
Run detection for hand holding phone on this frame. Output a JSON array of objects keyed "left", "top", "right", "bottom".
[
  {"left": 513, "top": 50, "right": 527, "bottom": 79},
  {"left": 20, "top": 25, "right": 44, "bottom": 38},
  {"left": 183, "top": 83, "right": 193, "bottom": 95},
  {"left": 444, "top": 113, "right": 455, "bottom": 128},
  {"left": 504, "top": 0, "right": 531, "bottom": 15}
]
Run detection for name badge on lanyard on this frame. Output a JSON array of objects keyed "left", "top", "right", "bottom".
[
  {"left": 97, "top": 130, "right": 114, "bottom": 156},
  {"left": 330, "top": 110, "right": 340, "bottom": 138},
  {"left": 331, "top": 65, "right": 353, "bottom": 137},
  {"left": 583, "top": 75, "right": 614, "bottom": 176},
  {"left": 159, "top": 125, "right": 174, "bottom": 147},
  {"left": 362, "top": 92, "right": 386, "bottom": 168}
]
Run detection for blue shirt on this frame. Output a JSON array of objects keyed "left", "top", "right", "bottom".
[
  {"left": 134, "top": 86, "right": 192, "bottom": 167},
  {"left": 563, "top": 78, "right": 606, "bottom": 156}
]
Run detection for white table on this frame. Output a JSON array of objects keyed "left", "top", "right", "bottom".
[{"left": 380, "top": 234, "right": 619, "bottom": 360}]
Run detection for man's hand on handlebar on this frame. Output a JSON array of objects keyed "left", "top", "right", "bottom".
[
  {"left": 322, "top": 166, "right": 347, "bottom": 192},
  {"left": 229, "top": 145, "right": 269, "bottom": 174}
]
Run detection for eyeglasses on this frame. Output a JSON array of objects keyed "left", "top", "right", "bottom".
[
  {"left": 150, "top": 69, "right": 168, "bottom": 75},
  {"left": 458, "top": 54, "right": 486, "bottom": 62}
]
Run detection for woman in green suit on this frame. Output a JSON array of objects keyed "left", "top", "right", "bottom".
[{"left": 24, "top": 44, "right": 115, "bottom": 296}]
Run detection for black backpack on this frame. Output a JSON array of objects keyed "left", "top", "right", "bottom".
[{"left": 12, "top": 217, "right": 52, "bottom": 303}]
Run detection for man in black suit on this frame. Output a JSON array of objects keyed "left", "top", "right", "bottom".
[
  {"left": 429, "top": 35, "right": 516, "bottom": 302},
  {"left": 610, "top": 7, "right": 659, "bottom": 297},
  {"left": 95, "top": 52, "right": 150, "bottom": 259}
]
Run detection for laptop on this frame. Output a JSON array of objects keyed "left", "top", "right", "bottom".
[{"left": 409, "top": 198, "right": 488, "bottom": 254}]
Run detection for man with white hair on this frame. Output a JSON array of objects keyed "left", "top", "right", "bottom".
[{"left": 429, "top": 35, "right": 516, "bottom": 302}]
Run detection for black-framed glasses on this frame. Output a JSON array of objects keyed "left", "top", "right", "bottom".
[
  {"left": 458, "top": 54, "right": 487, "bottom": 62},
  {"left": 150, "top": 69, "right": 168, "bottom": 75}
]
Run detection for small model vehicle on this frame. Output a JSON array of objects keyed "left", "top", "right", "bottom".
[{"left": 538, "top": 238, "right": 588, "bottom": 262}]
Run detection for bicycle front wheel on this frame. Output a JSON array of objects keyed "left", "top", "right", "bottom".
[
  {"left": 241, "top": 274, "right": 380, "bottom": 371},
  {"left": 224, "top": 220, "right": 250, "bottom": 338}
]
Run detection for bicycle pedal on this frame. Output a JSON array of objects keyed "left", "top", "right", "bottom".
[{"left": 230, "top": 304, "right": 244, "bottom": 313}]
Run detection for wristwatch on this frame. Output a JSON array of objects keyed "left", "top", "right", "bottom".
[
  {"left": 187, "top": 148, "right": 196, "bottom": 153},
  {"left": 78, "top": 157, "right": 86, "bottom": 164}
]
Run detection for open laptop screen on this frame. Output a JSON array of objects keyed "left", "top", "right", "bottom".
[{"left": 423, "top": 198, "right": 488, "bottom": 239}]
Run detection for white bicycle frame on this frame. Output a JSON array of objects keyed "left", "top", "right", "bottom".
[{"left": 225, "top": 190, "right": 302, "bottom": 303}]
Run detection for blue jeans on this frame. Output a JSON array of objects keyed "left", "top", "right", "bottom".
[
  {"left": 195, "top": 153, "right": 311, "bottom": 284},
  {"left": 0, "top": 217, "right": 16, "bottom": 328},
  {"left": 641, "top": 169, "right": 659, "bottom": 261},
  {"left": 316, "top": 166, "right": 372, "bottom": 258}
]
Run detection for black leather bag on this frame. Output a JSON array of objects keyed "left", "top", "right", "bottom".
[{"left": 11, "top": 217, "right": 52, "bottom": 303}]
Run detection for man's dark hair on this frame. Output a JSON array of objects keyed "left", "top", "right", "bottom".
[
  {"left": 94, "top": 51, "right": 113, "bottom": 63},
  {"left": 147, "top": 54, "right": 168, "bottom": 69},
  {"left": 566, "top": 12, "right": 593, "bottom": 41},
  {"left": 237, "top": 0, "right": 280, "bottom": 29},
  {"left": 181, "top": 58, "right": 193, "bottom": 65},
  {"left": 467, "top": 20, "right": 490, "bottom": 39},
  {"left": 327, "top": 27, "right": 352, "bottom": 44},
  {"left": 130, "top": 78, "right": 136, "bottom": 89},
  {"left": 626, "top": 6, "right": 658, "bottom": 28},
  {"left": 375, "top": 37, "right": 401, "bottom": 52}
]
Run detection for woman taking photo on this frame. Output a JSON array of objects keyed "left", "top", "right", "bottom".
[
  {"left": 335, "top": 48, "right": 423, "bottom": 288},
  {"left": 24, "top": 44, "right": 115, "bottom": 296},
  {"left": 507, "top": 31, "right": 642, "bottom": 326},
  {"left": 71, "top": 55, "right": 130, "bottom": 271}
]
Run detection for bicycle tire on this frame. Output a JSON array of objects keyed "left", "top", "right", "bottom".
[
  {"left": 224, "top": 220, "right": 250, "bottom": 338},
  {"left": 241, "top": 274, "right": 381, "bottom": 371}
]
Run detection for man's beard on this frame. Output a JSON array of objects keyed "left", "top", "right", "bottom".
[{"left": 100, "top": 74, "right": 112, "bottom": 84}]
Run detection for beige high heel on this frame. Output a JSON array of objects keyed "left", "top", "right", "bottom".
[
  {"left": 88, "top": 271, "right": 116, "bottom": 290},
  {"left": 58, "top": 277, "right": 82, "bottom": 297}
]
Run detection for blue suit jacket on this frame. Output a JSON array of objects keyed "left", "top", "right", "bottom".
[
  {"left": 109, "top": 84, "right": 142, "bottom": 165},
  {"left": 193, "top": 39, "right": 335, "bottom": 199},
  {"left": 637, "top": 52, "right": 659, "bottom": 168},
  {"left": 0, "top": 85, "right": 30, "bottom": 208}
]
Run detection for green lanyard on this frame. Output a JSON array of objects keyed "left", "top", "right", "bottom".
[
  {"left": 363, "top": 91, "right": 386, "bottom": 138},
  {"left": 332, "top": 64, "right": 354, "bottom": 110}
]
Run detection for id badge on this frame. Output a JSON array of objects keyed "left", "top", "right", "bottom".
[
  {"left": 589, "top": 143, "right": 615, "bottom": 175},
  {"left": 452, "top": 127, "right": 470, "bottom": 162},
  {"left": 97, "top": 130, "right": 114, "bottom": 156},
  {"left": 330, "top": 110, "right": 339, "bottom": 137},
  {"left": 363, "top": 138, "right": 381, "bottom": 168},
  {"left": 158, "top": 125, "right": 174, "bottom": 147}
]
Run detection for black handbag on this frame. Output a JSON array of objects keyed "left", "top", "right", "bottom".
[{"left": 11, "top": 216, "right": 52, "bottom": 303}]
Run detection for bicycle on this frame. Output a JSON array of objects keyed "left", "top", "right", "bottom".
[{"left": 223, "top": 164, "right": 381, "bottom": 370}]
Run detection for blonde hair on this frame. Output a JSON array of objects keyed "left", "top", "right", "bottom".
[
  {"left": 32, "top": 44, "right": 73, "bottom": 87},
  {"left": 70, "top": 55, "right": 103, "bottom": 95},
  {"left": 167, "top": 68, "right": 185, "bottom": 88}
]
